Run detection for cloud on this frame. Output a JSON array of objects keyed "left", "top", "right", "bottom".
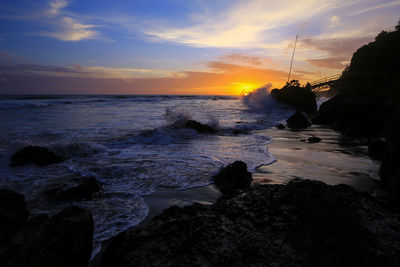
[
  {"left": 0, "top": 0, "right": 100, "bottom": 42},
  {"left": 218, "top": 53, "right": 267, "bottom": 66},
  {"left": 301, "top": 35, "right": 373, "bottom": 69},
  {"left": 0, "top": 63, "right": 182, "bottom": 80},
  {"left": 306, "top": 57, "right": 349, "bottom": 69},
  {"left": 0, "top": 61, "right": 290, "bottom": 95},
  {"left": 42, "top": 17, "right": 98, "bottom": 41},
  {"left": 351, "top": 0, "right": 400, "bottom": 16},
  {"left": 329, "top": 16, "right": 340, "bottom": 27},
  {"left": 144, "top": 0, "right": 342, "bottom": 48},
  {"left": 48, "top": 0, "right": 68, "bottom": 17}
]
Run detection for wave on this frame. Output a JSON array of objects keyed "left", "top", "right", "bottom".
[{"left": 241, "top": 84, "right": 282, "bottom": 111}]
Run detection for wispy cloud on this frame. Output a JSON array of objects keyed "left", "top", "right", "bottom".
[
  {"left": 143, "top": 0, "right": 343, "bottom": 48},
  {"left": 43, "top": 0, "right": 100, "bottom": 41},
  {"left": 218, "top": 53, "right": 267, "bottom": 66},
  {"left": 47, "top": 0, "right": 68, "bottom": 17},
  {"left": 0, "top": 0, "right": 100, "bottom": 42},
  {"left": 42, "top": 17, "right": 98, "bottom": 41},
  {"left": 351, "top": 0, "right": 400, "bottom": 16},
  {"left": 0, "top": 63, "right": 182, "bottom": 79}
]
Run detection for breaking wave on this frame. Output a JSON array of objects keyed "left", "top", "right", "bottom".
[{"left": 241, "top": 83, "right": 281, "bottom": 111}]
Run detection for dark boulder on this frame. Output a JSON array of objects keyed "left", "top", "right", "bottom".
[
  {"left": 10, "top": 146, "right": 63, "bottom": 167},
  {"left": 0, "top": 189, "right": 29, "bottom": 245},
  {"left": 368, "top": 140, "right": 386, "bottom": 160},
  {"left": 213, "top": 161, "right": 252, "bottom": 196},
  {"left": 287, "top": 111, "right": 311, "bottom": 129},
  {"left": 0, "top": 206, "right": 94, "bottom": 267},
  {"left": 271, "top": 80, "right": 317, "bottom": 113},
  {"left": 55, "top": 177, "right": 102, "bottom": 201},
  {"left": 184, "top": 120, "right": 216, "bottom": 134},
  {"left": 307, "top": 136, "right": 322, "bottom": 143}
]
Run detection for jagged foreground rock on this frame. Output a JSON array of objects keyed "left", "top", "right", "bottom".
[
  {"left": 0, "top": 189, "right": 94, "bottom": 267},
  {"left": 100, "top": 179, "right": 400, "bottom": 267}
]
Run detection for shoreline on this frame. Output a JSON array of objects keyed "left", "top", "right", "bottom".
[{"left": 139, "top": 124, "right": 380, "bottom": 225}]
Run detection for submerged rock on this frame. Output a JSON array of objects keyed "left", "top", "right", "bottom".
[
  {"left": 184, "top": 120, "right": 216, "bottom": 134},
  {"left": 287, "top": 111, "right": 311, "bottom": 129},
  {"left": 10, "top": 145, "right": 63, "bottom": 167},
  {"left": 99, "top": 179, "right": 400, "bottom": 266},
  {"left": 213, "top": 161, "right": 252, "bottom": 196}
]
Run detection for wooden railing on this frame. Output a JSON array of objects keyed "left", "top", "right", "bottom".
[{"left": 310, "top": 74, "right": 341, "bottom": 90}]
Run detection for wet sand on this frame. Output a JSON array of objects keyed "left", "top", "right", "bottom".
[
  {"left": 142, "top": 125, "right": 380, "bottom": 222},
  {"left": 254, "top": 125, "right": 380, "bottom": 192}
]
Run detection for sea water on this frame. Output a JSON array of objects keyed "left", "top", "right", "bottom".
[{"left": 0, "top": 93, "right": 292, "bottom": 256}]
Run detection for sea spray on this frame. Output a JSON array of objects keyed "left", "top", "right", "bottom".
[
  {"left": 164, "top": 107, "right": 192, "bottom": 128},
  {"left": 241, "top": 83, "right": 281, "bottom": 111}
]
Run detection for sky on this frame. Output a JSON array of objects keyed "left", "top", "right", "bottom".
[{"left": 0, "top": 0, "right": 399, "bottom": 95}]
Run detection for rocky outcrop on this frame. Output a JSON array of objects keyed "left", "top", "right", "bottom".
[
  {"left": 212, "top": 161, "right": 252, "bottom": 196},
  {"left": 312, "top": 22, "right": 400, "bottom": 191},
  {"left": 287, "top": 111, "right": 311, "bottom": 129},
  {"left": 184, "top": 120, "right": 216, "bottom": 134},
  {"left": 99, "top": 179, "right": 400, "bottom": 267},
  {"left": 10, "top": 146, "right": 64, "bottom": 167},
  {"left": 271, "top": 80, "right": 317, "bottom": 113},
  {"left": 311, "top": 94, "right": 387, "bottom": 137},
  {"left": 0, "top": 190, "right": 94, "bottom": 267}
]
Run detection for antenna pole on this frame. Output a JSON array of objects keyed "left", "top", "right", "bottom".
[{"left": 287, "top": 34, "right": 298, "bottom": 83}]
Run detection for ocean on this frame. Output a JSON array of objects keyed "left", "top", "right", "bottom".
[{"left": 0, "top": 93, "right": 295, "bottom": 256}]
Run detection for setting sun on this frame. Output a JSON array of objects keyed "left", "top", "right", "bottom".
[{"left": 233, "top": 82, "right": 260, "bottom": 95}]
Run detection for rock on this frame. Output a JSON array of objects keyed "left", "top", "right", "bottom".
[
  {"left": 276, "top": 124, "right": 286, "bottom": 129},
  {"left": 271, "top": 80, "right": 317, "bottom": 114},
  {"left": 307, "top": 136, "right": 322, "bottom": 143},
  {"left": 287, "top": 111, "right": 311, "bottom": 129},
  {"left": 380, "top": 117, "right": 400, "bottom": 190},
  {"left": 10, "top": 146, "right": 63, "bottom": 167},
  {"left": 184, "top": 120, "right": 216, "bottom": 134},
  {"left": 213, "top": 161, "right": 252, "bottom": 196},
  {"left": 0, "top": 206, "right": 94, "bottom": 267},
  {"left": 55, "top": 176, "right": 102, "bottom": 201},
  {"left": 0, "top": 189, "right": 29, "bottom": 245},
  {"left": 99, "top": 179, "right": 400, "bottom": 267},
  {"left": 368, "top": 139, "right": 385, "bottom": 160}
]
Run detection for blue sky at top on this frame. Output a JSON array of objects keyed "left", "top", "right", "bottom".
[{"left": 0, "top": 0, "right": 399, "bottom": 94}]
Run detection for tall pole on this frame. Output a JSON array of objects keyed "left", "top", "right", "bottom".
[{"left": 287, "top": 34, "right": 298, "bottom": 83}]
